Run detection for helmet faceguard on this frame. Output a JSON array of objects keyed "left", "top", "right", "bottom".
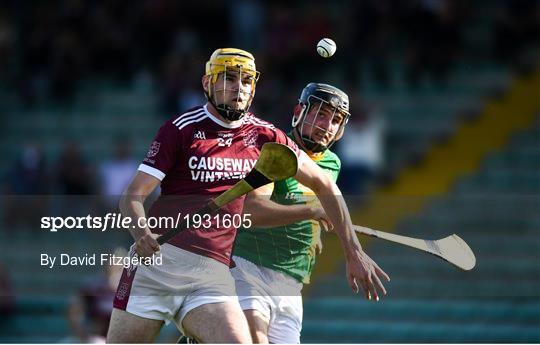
[
  {"left": 292, "top": 83, "right": 350, "bottom": 153},
  {"left": 205, "top": 48, "right": 260, "bottom": 121}
]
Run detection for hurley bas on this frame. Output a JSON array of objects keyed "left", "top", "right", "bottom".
[{"left": 40, "top": 252, "right": 163, "bottom": 269}]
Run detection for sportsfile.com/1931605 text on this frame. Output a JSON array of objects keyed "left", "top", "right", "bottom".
[{"left": 40, "top": 213, "right": 252, "bottom": 232}]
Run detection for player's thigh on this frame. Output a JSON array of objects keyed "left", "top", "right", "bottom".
[
  {"left": 243, "top": 309, "right": 270, "bottom": 344},
  {"left": 182, "top": 301, "right": 252, "bottom": 343},
  {"left": 106, "top": 307, "right": 164, "bottom": 343}
]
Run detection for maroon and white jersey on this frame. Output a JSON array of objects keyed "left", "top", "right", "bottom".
[{"left": 138, "top": 104, "right": 300, "bottom": 266}]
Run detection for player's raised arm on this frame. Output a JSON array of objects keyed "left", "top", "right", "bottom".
[
  {"left": 294, "top": 152, "right": 390, "bottom": 300},
  {"left": 244, "top": 183, "right": 332, "bottom": 229}
]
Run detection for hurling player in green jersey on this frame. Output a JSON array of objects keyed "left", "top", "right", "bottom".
[{"left": 232, "top": 83, "right": 389, "bottom": 343}]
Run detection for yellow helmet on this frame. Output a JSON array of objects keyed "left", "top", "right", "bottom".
[{"left": 205, "top": 48, "right": 260, "bottom": 121}]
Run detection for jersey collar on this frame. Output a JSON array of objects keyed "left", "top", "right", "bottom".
[
  {"left": 288, "top": 131, "right": 326, "bottom": 161},
  {"left": 307, "top": 151, "right": 325, "bottom": 161},
  {"left": 203, "top": 104, "right": 243, "bottom": 129}
]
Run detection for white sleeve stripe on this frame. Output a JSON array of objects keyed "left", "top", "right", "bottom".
[
  {"left": 178, "top": 115, "right": 209, "bottom": 130},
  {"left": 173, "top": 108, "right": 199, "bottom": 124},
  {"left": 173, "top": 110, "right": 205, "bottom": 127},
  {"left": 138, "top": 164, "right": 166, "bottom": 181},
  {"left": 246, "top": 118, "right": 275, "bottom": 129},
  {"left": 174, "top": 110, "right": 205, "bottom": 127},
  {"left": 172, "top": 107, "right": 204, "bottom": 125}
]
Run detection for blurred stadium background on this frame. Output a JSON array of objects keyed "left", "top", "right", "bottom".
[{"left": 0, "top": 0, "right": 539, "bottom": 343}]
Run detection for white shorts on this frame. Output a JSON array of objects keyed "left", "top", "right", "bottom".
[
  {"left": 231, "top": 256, "right": 303, "bottom": 344},
  {"left": 113, "top": 244, "right": 238, "bottom": 333}
]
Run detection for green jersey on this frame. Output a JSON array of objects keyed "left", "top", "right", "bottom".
[{"left": 234, "top": 141, "right": 341, "bottom": 284}]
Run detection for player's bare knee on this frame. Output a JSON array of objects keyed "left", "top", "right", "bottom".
[
  {"left": 106, "top": 308, "right": 163, "bottom": 343},
  {"left": 183, "top": 302, "right": 252, "bottom": 343}
]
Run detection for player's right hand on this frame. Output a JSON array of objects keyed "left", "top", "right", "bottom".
[{"left": 135, "top": 233, "right": 161, "bottom": 258}]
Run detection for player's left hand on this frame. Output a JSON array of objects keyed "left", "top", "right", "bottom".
[
  {"left": 345, "top": 250, "right": 390, "bottom": 301},
  {"left": 311, "top": 206, "right": 333, "bottom": 232}
]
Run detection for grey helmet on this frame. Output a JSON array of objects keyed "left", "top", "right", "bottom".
[{"left": 292, "top": 82, "right": 350, "bottom": 152}]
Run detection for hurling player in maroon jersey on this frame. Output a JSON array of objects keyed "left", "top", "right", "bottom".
[{"left": 107, "top": 48, "right": 388, "bottom": 343}]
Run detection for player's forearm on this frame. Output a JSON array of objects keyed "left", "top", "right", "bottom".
[
  {"left": 119, "top": 194, "right": 152, "bottom": 241},
  {"left": 244, "top": 198, "right": 317, "bottom": 227},
  {"left": 295, "top": 156, "right": 363, "bottom": 256},
  {"left": 313, "top": 178, "right": 363, "bottom": 256}
]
